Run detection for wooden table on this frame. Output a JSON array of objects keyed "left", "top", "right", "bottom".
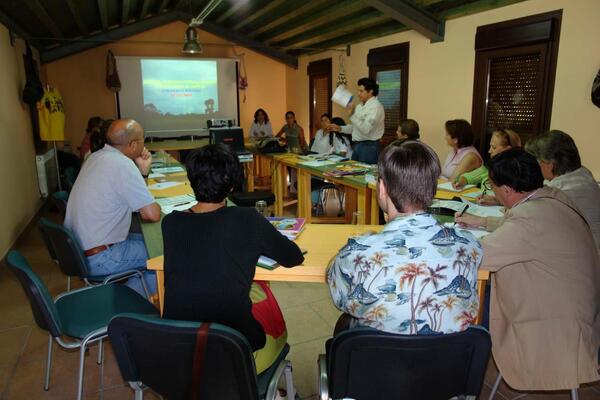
[
  {"left": 145, "top": 138, "right": 209, "bottom": 152},
  {"left": 144, "top": 223, "right": 490, "bottom": 323}
]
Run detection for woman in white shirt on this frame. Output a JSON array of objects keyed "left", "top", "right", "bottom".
[{"left": 248, "top": 108, "right": 273, "bottom": 140}]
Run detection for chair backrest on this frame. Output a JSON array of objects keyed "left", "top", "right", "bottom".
[
  {"left": 6, "top": 251, "right": 63, "bottom": 337},
  {"left": 63, "top": 166, "right": 78, "bottom": 191},
  {"left": 327, "top": 327, "right": 491, "bottom": 400},
  {"left": 51, "top": 190, "right": 69, "bottom": 217},
  {"left": 108, "top": 314, "right": 259, "bottom": 400},
  {"left": 37, "top": 217, "right": 89, "bottom": 278}
]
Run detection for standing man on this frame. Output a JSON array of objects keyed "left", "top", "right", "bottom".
[
  {"left": 65, "top": 119, "right": 161, "bottom": 295},
  {"left": 329, "top": 77, "right": 385, "bottom": 164}
]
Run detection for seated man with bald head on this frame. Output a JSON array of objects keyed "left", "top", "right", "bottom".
[{"left": 65, "top": 119, "right": 160, "bottom": 295}]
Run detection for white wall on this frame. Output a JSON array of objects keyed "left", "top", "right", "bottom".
[
  {"left": 0, "top": 25, "right": 44, "bottom": 259},
  {"left": 287, "top": 0, "right": 600, "bottom": 176}
]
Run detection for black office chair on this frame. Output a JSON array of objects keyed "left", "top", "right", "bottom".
[
  {"left": 318, "top": 326, "right": 491, "bottom": 400},
  {"left": 37, "top": 217, "right": 149, "bottom": 296},
  {"left": 229, "top": 191, "right": 276, "bottom": 208},
  {"left": 108, "top": 314, "right": 295, "bottom": 400},
  {"left": 6, "top": 251, "right": 158, "bottom": 400}
]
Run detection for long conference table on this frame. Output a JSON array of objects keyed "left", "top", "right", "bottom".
[{"left": 142, "top": 151, "right": 490, "bottom": 324}]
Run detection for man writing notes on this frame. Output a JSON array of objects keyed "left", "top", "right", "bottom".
[
  {"left": 65, "top": 119, "right": 160, "bottom": 295},
  {"left": 329, "top": 77, "right": 385, "bottom": 164}
]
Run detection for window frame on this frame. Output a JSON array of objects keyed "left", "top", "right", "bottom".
[{"left": 471, "top": 10, "right": 562, "bottom": 156}]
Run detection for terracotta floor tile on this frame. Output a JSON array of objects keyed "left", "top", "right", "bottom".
[{"left": 0, "top": 326, "right": 30, "bottom": 366}]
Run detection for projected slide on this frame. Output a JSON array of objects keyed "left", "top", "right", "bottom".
[{"left": 141, "top": 59, "right": 218, "bottom": 128}]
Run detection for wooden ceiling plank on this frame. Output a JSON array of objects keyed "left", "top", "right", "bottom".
[
  {"left": 259, "top": 0, "right": 365, "bottom": 44},
  {"left": 41, "top": 10, "right": 184, "bottom": 63},
  {"left": 363, "top": 0, "right": 444, "bottom": 42},
  {"left": 295, "top": 21, "right": 407, "bottom": 55},
  {"left": 231, "top": 0, "right": 288, "bottom": 31},
  {"left": 157, "top": 0, "right": 170, "bottom": 13},
  {"left": 200, "top": 20, "right": 297, "bottom": 68},
  {"left": 64, "top": 0, "right": 89, "bottom": 36},
  {"left": 276, "top": 10, "right": 385, "bottom": 48},
  {"left": 97, "top": 0, "right": 109, "bottom": 31},
  {"left": 122, "top": 0, "right": 131, "bottom": 24},
  {"left": 248, "top": 0, "right": 330, "bottom": 38},
  {"left": 140, "top": 0, "right": 152, "bottom": 20},
  {"left": 23, "top": 0, "right": 64, "bottom": 38},
  {"left": 215, "top": 0, "right": 248, "bottom": 23},
  {"left": 438, "top": 0, "right": 527, "bottom": 20}
]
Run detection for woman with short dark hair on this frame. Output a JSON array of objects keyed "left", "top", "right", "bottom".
[
  {"left": 525, "top": 130, "right": 600, "bottom": 252},
  {"left": 441, "top": 119, "right": 483, "bottom": 181},
  {"left": 249, "top": 108, "right": 273, "bottom": 139},
  {"left": 275, "top": 111, "right": 307, "bottom": 152},
  {"left": 161, "top": 144, "right": 304, "bottom": 373}
]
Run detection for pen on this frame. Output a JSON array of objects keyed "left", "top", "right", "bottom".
[
  {"left": 172, "top": 201, "right": 191, "bottom": 207},
  {"left": 457, "top": 204, "right": 470, "bottom": 217}
]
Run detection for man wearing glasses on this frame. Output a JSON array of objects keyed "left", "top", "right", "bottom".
[{"left": 65, "top": 119, "right": 160, "bottom": 296}]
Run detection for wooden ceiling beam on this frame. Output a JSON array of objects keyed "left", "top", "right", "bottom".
[
  {"left": 248, "top": 0, "right": 330, "bottom": 38},
  {"left": 157, "top": 0, "right": 171, "bottom": 14},
  {"left": 363, "top": 0, "right": 444, "bottom": 42},
  {"left": 97, "top": 0, "right": 108, "bottom": 31},
  {"left": 232, "top": 0, "right": 288, "bottom": 31},
  {"left": 140, "top": 0, "right": 152, "bottom": 20},
  {"left": 200, "top": 20, "right": 297, "bottom": 68},
  {"left": 65, "top": 0, "right": 89, "bottom": 36},
  {"left": 0, "top": 9, "right": 42, "bottom": 48},
  {"left": 40, "top": 11, "right": 184, "bottom": 64},
  {"left": 23, "top": 0, "right": 64, "bottom": 38},
  {"left": 293, "top": 21, "right": 407, "bottom": 55},
  {"left": 276, "top": 10, "right": 388, "bottom": 48},
  {"left": 259, "top": 0, "right": 366, "bottom": 44},
  {"left": 215, "top": 0, "right": 248, "bottom": 23},
  {"left": 122, "top": 0, "right": 130, "bottom": 24}
]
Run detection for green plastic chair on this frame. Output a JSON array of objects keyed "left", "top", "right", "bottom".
[
  {"left": 51, "top": 190, "right": 69, "bottom": 218},
  {"left": 63, "top": 166, "right": 78, "bottom": 191},
  {"left": 6, "top": 250, "right": 158, "bottom": 400},
  {"left": 108, "top": 314, "right": 295, "bottom": 400}
]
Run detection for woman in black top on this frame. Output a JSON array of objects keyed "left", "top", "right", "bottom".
[{"left": 162, "top": 144, "right": 304, "bottom": 373}]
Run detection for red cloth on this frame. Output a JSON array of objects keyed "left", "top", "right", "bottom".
[{"left": 251, "top": 281, "right": 286, "bottom": 339}]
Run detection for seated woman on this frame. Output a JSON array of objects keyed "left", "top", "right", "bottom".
[
  {"left": 161, "top": 144, "right": 304, "bottom": 373},
  {"left": 440, "top": 119, "right": 483, "bottom": 181},
  {"left": 249, "top": 108, "right": 273, "bottom": 140},
  {"left": 275, "top": 111, "right": 308, "bottom": 153},
  {"left": 453, "top": 128, "right": 521, "bottom": 204},
  {"left": 525, "top": 130, "right": 600, "bottom": 253},
  {"left": 79, "top": 116, "right": 103, "bottom": 160}
]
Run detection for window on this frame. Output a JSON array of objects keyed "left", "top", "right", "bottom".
[
  {"left": 368, "top": 43, "right": 409, "bottom": 147},
  {"left": 471, "top": 10, "right": 562, "bottom": 156},
  {"left": 307, "top": 59, "right": 332, "bottom": 139}
]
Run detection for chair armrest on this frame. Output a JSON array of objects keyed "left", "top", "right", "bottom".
[
  {"left": 101, "top": 269, "right": 144, "bottom": 285},
  {"left": 318, "top": 354, "right": 329, "bottom": 400}
]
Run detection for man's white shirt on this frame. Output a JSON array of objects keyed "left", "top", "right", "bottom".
[{"left": 341, "top": 96, "right": 385, "bottom": 142}]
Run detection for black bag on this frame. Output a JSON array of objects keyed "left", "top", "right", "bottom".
[
  {"left": 257, "top": 138, "right": 287, "bottom": 154},
  {"left": 21, "top": 43, "right": 43, "bottom": 105},
  {"left": 592, "top": 68, "right": 600, "bottom": 108}
]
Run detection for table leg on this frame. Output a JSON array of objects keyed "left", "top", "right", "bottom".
[
  {"left": 357, "top": 188, "right": 367, "bottom": 224},
  {"left": 245, "top": 162, "right": 255, "bottom": 192},
  {"left": 369, "top": 186, "right": 380, "bottom": 225},
  {"left": 297, "top": 168, "right": 312, "bottom": 223},
  {"left": 344, "top": 188, "right": 357, "bottom": 224},
  {"left": 156, "top": 270, "right": 165, "bottom": 315},
  {"left": 476, "top": 278, "right": 487, "bottom": 325},
  {"left": 272, "top": 161, "right": 285, "bottom": 216}
]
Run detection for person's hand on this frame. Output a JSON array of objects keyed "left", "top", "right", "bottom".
[
  {"left": 328, "top": 123, "right": 341, "bottom": 132},
  {"left": 477, "top": 194, "right": 499, "bottom": 206},
  {"left": 452, "top": 177, "right": 466, "bottom": 190},
  {"left": 454, "top": 212, "right": 486, "bottom": 228},
  {"left": 135, "top": 147, "right": 152, "bottom": 176},
  {"left": 347, "top": 100, "right": 356, "bottom": 114}
]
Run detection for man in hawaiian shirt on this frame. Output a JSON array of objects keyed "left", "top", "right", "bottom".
[{"left": 327, "top": 141, "right": 482, "bottom": 335}]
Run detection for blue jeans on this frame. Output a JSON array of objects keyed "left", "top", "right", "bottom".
[
  {"left": 87, "top": 233, "right": 157, "bottom": 296},
  {"left": 352, "top": 141, "right": 379, "bottom": 164}
]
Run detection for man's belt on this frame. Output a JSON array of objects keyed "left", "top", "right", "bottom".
[{"left": 84, "top": 244, "right": 113, "bottom": 257}]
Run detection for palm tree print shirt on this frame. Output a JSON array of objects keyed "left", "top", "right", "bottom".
[{"left": 327, "top": 213, "right": 482, "bottom": 335}]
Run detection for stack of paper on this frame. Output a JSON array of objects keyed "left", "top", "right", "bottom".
[
  {"left": 437, "top": 181, "right": 476, "bottom": 192},
  {"left": 148, "top": 181, "right": 183, "bottom": 190},
  {"left": 430, "top": 200, "right": 504, "bottom": 218},
  {"left": 267, "top": 217, "right": 305, "bottom": 240},
  {"left": 155, "top": 194, "right": 197, "bottom": 214},
  {"left": 152, "top": 166, "right": 185, "bottom": 174}
]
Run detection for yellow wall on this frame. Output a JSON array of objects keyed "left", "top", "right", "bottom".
[
  {"left": 43, "top": 21, "right": 289, "bottom": 148},
  {"left": 287, "top": 0, "right": 600, "bottom": 176},
  {"left": 0, "top": 25, "right": 44, "bottom": 259}
]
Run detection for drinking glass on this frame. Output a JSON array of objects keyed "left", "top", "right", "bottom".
[
  {"left": 351, "top": 211, "right": 363, "bottom": 237},
  {"left": 255, "top": 200, "right": 267, "bottom": 217}
]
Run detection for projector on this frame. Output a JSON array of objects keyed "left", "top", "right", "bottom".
[{"left": 207, "top": 119, "right": 234, "bottom": 128}]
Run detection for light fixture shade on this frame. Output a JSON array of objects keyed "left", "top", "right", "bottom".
[{"left": 182, "top": 26, "right": 202, "bottom": 54}]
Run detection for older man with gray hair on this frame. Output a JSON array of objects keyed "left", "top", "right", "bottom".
[{"left": 65, "top": 119, "right": 160, "bottom": 295}]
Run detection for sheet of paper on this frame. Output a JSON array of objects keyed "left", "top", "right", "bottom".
[
  {"left": 464, "top": 203, "right": 504, "bottom": 218},
  {"left": 437, "top": 181, "right": 476, "bottom": 192},
  {"left": 152, "top": 166, "right": 184, "bottom": 174},
  {"left": 331, "top": 85, "right": 353, "bottom": 107},
  {"left": 299, "top": 160, "right": 336, "bottom": 167},
  {"left": 461, "top": 191, "right": 482, "bottom": 199},
  {"left": 148, "top": 181, "right": 183, "bottom": 190},
  {"left": 148, "top": 172, "right": 165, "bottom": 179},
  {"left": 155, "top": 194, "right": 197, "bottom": 214},
  {"left": 444, "top": 223, "right": 489, "bottom": 239}
]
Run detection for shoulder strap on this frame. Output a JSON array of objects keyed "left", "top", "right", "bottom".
[{"left": 190, "top": 323, "right": 211, "bottom": 400}]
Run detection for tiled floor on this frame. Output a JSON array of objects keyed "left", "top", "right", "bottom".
[{"left": 1, "top": 206, "right": 599, "bottom": 399}]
